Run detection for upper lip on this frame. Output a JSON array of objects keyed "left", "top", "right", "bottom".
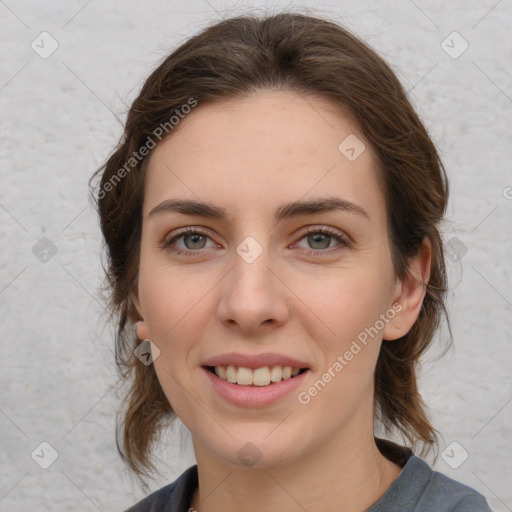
[{"left": 202, "top": 352, "right": 310, "bottom": 370}]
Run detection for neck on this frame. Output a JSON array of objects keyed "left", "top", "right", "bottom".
[{"left": 190, "top": 428, "right": 402, "bottom": 512}]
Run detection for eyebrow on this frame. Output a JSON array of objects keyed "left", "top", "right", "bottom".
[{"left": 148, "top": 197, "right": 370, "bottom": 221}]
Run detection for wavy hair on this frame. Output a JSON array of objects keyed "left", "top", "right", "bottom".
[{"left": 90, "top": 11, "right": 450, "bottom": 486}]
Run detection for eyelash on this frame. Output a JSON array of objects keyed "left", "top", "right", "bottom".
[{"left": 162, "top": 226, "right": 351, "bottom": 257}]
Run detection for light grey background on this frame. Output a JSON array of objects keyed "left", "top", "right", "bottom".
[{"left": 1, "top": 1, "right": 511, "bottom": 510}]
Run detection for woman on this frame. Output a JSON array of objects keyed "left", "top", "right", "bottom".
[{"left": 91, "top": 12, "right": 492, "bottom": 512}]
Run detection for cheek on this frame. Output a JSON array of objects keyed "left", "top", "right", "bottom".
[
  {"left": 291, "top": 269, "right": 394, "bottom": 404},
  {"left": 138, "top": 245, "right": 207, "bottom": 334},
  {"left": 141, "top": 278, "right": 209, "bottom": 343},
  {"left": 292, "top": 268, "right": 392, "bottom": 340},
  {"left": 296, "top": 276, "right": 390, "bottom": 415},
  {"left": 138, "top": 265, "right": 212, "bottom": 415}
]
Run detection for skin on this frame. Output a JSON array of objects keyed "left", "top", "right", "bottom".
[{"left": 134, "top": 89, "right": 431, "bottom": 512}]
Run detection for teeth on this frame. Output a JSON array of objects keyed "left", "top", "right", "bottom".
[
  {"left": 270, "top": 366, "right": 282, "bottom": 382},
  {"left": 213, "top": 365, "right": 304, "bottom": 386},
  {"left": 252, "top": 367, "right": 271, "bottom": 386},
  {"left": 216, "top": 365, "right": 226, "bottom": 380},
  {"left": 237, "top": 367, "right": 253, "bottom": 386},
  {"left": 225, "top": 365, "right": 237, "bottom": 383}
]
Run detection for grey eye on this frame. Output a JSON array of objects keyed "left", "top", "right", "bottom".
[
  {"left": 183, "top": 233, "right": 208, "bottom": 250},
  {"left": 306, "top": 233, "right": 332, "bottom": 249}
]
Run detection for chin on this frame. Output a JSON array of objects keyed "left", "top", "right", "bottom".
[{"left": 205, "top": 434, "right": 305, "bottom": 470}]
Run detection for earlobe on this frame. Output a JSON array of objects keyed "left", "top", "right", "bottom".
[
  {"left": 383, "top": 238, "right": 432, "bottom": 341},
  {"left": 129, "top": 289, "right": 150, "bottom": 340},
  {"left": 136, "top": 320, "right": 151, "bottom": 341}
]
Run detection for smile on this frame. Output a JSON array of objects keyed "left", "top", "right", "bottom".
[
  {"left": 202, "top": 366, "right": 311, "bottom": 407},
  {"left": 206, "top": 365, "right": 308, "bottom": 386}
]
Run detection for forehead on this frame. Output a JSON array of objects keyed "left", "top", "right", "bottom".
[{"left": 143, "top": 90, "right": 385, "bottom": 223}]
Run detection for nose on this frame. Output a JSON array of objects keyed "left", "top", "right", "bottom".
[{"left": 216, "top": 241, "right": 290, "bottom": 335}]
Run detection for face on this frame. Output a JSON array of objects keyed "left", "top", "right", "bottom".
[{"left": 134, "top": 90, "right": 413, "bottom": 469}]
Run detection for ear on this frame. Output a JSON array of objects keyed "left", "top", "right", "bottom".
[
  {"left": 130, "top": 288, "right": 151, "bottom": 341},
  {"left": 383, "top": 237, "right": 431, "bottom": 341}
]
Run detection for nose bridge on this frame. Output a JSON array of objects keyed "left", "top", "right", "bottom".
[
  {"left": 234, "top": 238, "right": 270, "bottom": 290},
  {"left": 232, "top": 234, "right": 274, "bottom": 303},
  {"left": 217, "top": 232, "right": 289, "bottom": 331}
]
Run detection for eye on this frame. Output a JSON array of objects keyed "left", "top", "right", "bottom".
[
  {"left": 294, "top": 226, "right": 351, "bottom": 255},
  {"left": 162, "top": 227, "right": 218, "bottom": 255},
  {"left": 162, "top": 225, "right": 351, "bottom": 257}
]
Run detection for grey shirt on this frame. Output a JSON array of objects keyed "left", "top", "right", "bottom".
[{"left": 125, "top": 439, "right": 492, "bottom": 512}]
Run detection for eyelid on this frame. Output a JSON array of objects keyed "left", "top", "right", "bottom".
[
  {"left": 161, "top": 224, "right": 352, "bottom": 255},
  {"left": 161, "top": 226, "right": 215, "bottom": 248},
  {"left": 293, "top": 225, "right": 352, "bottom": 250}
]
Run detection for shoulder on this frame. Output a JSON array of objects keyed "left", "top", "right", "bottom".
[
  {"left": 416, "top": 458, "right": 492, "bottom": 512},
  {"left": 124, "top": 465, "right": 198, "bottom": 512},
  {"left": 371, "top": 455, "right": 492, "bottom": 512}
]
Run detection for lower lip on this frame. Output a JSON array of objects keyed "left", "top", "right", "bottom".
[{"left": 203, "top": 367, "right": 310, "bottom": 407}]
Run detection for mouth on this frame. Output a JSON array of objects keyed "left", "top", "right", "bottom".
[
  {"left": 202, "top": 363, "right": 311, "bottom": 407},
  {"left": 204, "top": 365, "right": 309, "bottom": 387}
]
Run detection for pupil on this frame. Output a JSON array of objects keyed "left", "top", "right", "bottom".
[
  {"left": 183, "top": 233, "right": 330, "bottom": 250},
  {"left": 309, "top": 233, "right": 330, "bottom": 249},
  {"left": 185, "top": 234, "right": 206, "bottom": 250}
]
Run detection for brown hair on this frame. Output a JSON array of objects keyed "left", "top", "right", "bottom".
[{"left": 90, "top": 11, "right": 450, "bottom": 484}]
